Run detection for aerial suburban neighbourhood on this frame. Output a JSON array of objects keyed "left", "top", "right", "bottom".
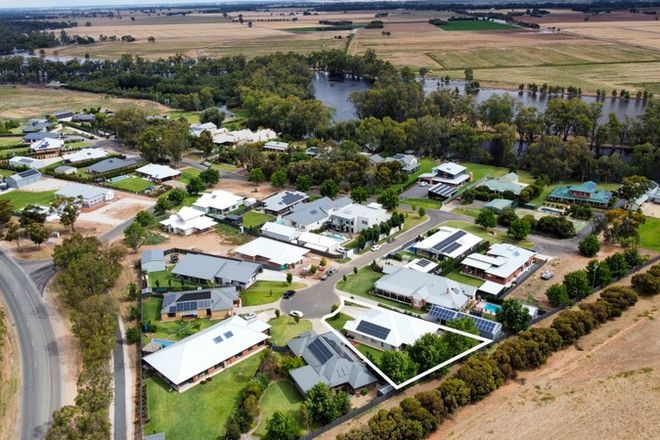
[{"left": 0, "top": 2, "right": 658, "bottom": 440}]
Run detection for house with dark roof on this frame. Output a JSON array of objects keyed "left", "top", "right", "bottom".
[
  {"left": 262, "top": 191, "right": 309, "bottom": 216},
  {"left": 23, "top": 118, "right": 50, "bottom": 133},
  {"left": 282, "top": 196, "right": 351, "bottom": 231},
  {"left": 413, "top": 226, "right": 483, "bottom": 261},
  {"left": 141, "top": 249, "right": 165, "bottom": 273},
  {"left": 86, "top": 157, "right": 138, "bottom": 174},
  {"left": 160, "top": 288, "right": 241, "bottom": 321},
  {"left": 547, "top": 181, "right": 612, "bottom": 208},
  {"left": 23, "top": 131, "right": 60, "bottom": 143},
  {"left": 287, "top": 331, "right": 377, "bottom": 395},
  {"left": 6, "top": 169, "right": 42, "bottom": 189},
  {"left": 52, "top": 111, "right": 73, "bottom": 120},
  {"left": 72, "top": 113, "right": 97, "bottom": 122},
  {"left": 386, "top": 154, "right": 419, "bottom": 173},
  {"left": 171, "top": 253, "right": 262, "bottom": 290}
]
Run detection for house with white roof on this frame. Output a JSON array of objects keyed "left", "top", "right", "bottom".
[
  {"left": 479, "top": 172, "right": 525, "bottom": 196},
  {"left": 405, "top": 258, "right": 438, "bottom": 274},
  {"left": 329, "top": 202, "right": 391, "bottom": 234},
  {"left": 234, "top": 237, "right": 309, "bottom": 269},
  {"left": 419, "top": 162, "right": 472, "bottom": 199},
  {"left": 413, "top": 226, "right": 483, "bottom": 261},
  {"left": 262, "top": 191, "right": 309, "bottom": 216},
  {"left": 261, "top": 222, "right": 301, "bottom": 243},
  {"left": 297, "top": 231, "right": 342, "bottom": 254},
  {"left": 343, "top": 307, "right": 441, "bottom": 351},
  {"left": 212, "top": 128, "right": 276, "bottom": 146},
  {"left": 160, "top": 207, "right": 217, "bottom": 236},
  {"left": 374, "top": 267, "right": 476, "bottom": 310},
  {"left": 140, "top": 249, "right": 165, "bottom": 273},
  {"left": 282, "top": 196, "right": 351, "bottom": 231},
  {"left": 262, "top": 141, "right": 289, "bottom": 152},
  {"left": 143, "top": 316, "right": 271, "bottom": 391},
  {"left": 171, "top": 253, "right": 262, "bottom": 289},
  {"left": 136, "top": 164, "right": 181, "bottom": 182},
  {"left": 386, "top": 153, "right": 419, "bottom": 173},
  {"left": 8, "top": 156, "right": 45, "bottom": 170},
  {"left": 62, "top": 148, "right": 107, "bottom": 164},
  {"left": 190, "top": 122, "right": 219, "bottom": 137},
  {"left": 56, "top": 183, "right": 115, "bottom": 210},
  {"left": 30, "top": 138, "right": 64, "bottom": 153},
  {"left": 193, "top": 190, "right": 245, "bottom": 215},
  {"left": 462, "top": 243, "right": 538, "bottom": 288}
]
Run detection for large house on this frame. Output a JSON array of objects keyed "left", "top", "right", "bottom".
[
  {"left": 374, "top": 267, "right": 476, "bottom": 310},
  {"left": 136, "top": 164, "right": 181, "bottom": 182},
  {"left": 343, "top": 307, "right": 441, "bottom": 351},
  {"left": 287, "top": 331, "right": 377, "bottom": 395},
  {"left": 143, "top": 316, "right": 270, "bottom": 391},
  {"left": 23, "top": 131, "right": 60, "bottom": 143},
  {"left": 9, "top": 156, "right": 45, "bottom": 170},
  {"left": 63, "top": 148, "right": 108, "bottom": 164},
  {"left": 29, "top": 137, "right": 63, "bottom": 153},
  {"left": 23, "top": 118, "right": 50, "bottom": 133},
  {"left": 419, "top": 162, "right": 471, "bottom": 199},
  {"left": 160, "top": 288, "right": 241, "bottom": 321},
  {"left": 86, "top": 157, "right": 138, "bottom": 174},
  {"left": 190, "top": 122, "right": 218, "bottom": 137},
  {"left": 213, "top": 128, "right": 276, "bottom": 146},
  {"left": 262, "top": 141, "right": 289, "bottom": 153},
  {"left": 261, "top": 222, "right": 343, "bottom": 254},
  {"left": 160, "top": 207, "right": 217, "bottom": 236},
  {"left": 547, "top": 181, "right": 612, "bottom": 208},
  {"left": 171, "top": 253, "right": 262, "bottom": 290},
  {"left": 329, "top": 202, "right": 391, "bottom": 234},
  {"left": 193, "top": 190, "right": 245, "bottom": 215},
  {"left": 462, "top": 243, "right": 538, "bottom": 288},
  {"left": 413, "top": 226, "right": 483, "bottom": 261},
  {"left": 262, "top": 191, "right": 309, "bottom": 216},
  {"left": 6, "top": 169, "right": 41, "bottom": 189},
  {"left": 479, "top": 172, "right": 525, "bottom": 196},
  {"left": 56, "top": 183, "right": 115, "bottom": 210},
  {"left": 282, "top": 196, "right": 351, "bottom": 231},
  {"left": 234, "top": 237, "right": 309, "bottom": 269}
]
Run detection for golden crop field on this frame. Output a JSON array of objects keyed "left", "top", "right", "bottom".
[{"left": 546, "top": 20, "right": 660, "bottom": 51}]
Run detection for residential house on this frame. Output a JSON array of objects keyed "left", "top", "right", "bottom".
[
  {"left": 282, "top": 196, "right": 351, "bottom": 231},
  {"left": 171, "top": 253, "right": 262, "bottom": 289},
  {"left": 192, "top": 190, "right": 245, "bottom": 215},
  {"left": 160, "top": 207, "right": 217, "bottom": 236},
  {"left": 367, "top": 154, "right": 385, "bottom": 166},
  {"left": 143, "top": 316, "right": 271, "bottom": 391},
  {"left": 413, "top": 226, "right": 483, "bottom": 261},
  {"left": 8, "top": 156, "right": 44, "bottom": 170},
  {"left": 479, "top": 172, "right": 525, "bottom": 196},
  {"left": 23, "top": 118, "right": 49, "bottom": 133},
  {"left": 287, "top": 331, "right": 377, "bottom": 395},
  {"left": 484, "top": 198, "right": 514, "bottom": 213},
  {"left": 86, "top": 157, "right": 138, "bottom": 174},
  {"left": 462, "top": 243, "right": 538, "bottom": 289},
  {"left": 72, "top": 113, "right": 96, "bottom": 123},
  {"left": 23, "top": 131, "right": 59, "bottom": 143},
  {"left": 29, "top": 138, "right": 64, "bottom": 153},
  {"left": 262, "top": 191, "right": 309, "bottom": 216},
  {"left": 212, "top": 128, "right": 276, "bottom": 146},
  {"left": 190, "top": 122, "right": 218, "bottom": 137},
  {"left": 160, "top": 288, "right": 241, "bottom": 321},
  {"left": 374, "top": 267, "right": 476, "bottom": 310},
  {"left": 56, "top": 183, "right": 115, "bottom": 210},
  {"left": 261, "top": 222, "right": 301, "bottom": 243},
  {"left": 63, "top": 148, "right": 108, "bottom": 164},
  {"left": 297, "top": 231, "right": 342, "bottom": 254},
  {"left": 343, "top": 307, "right": 441, "bottom": 351},
  {"left": 427, "top": 305, "right": 502, "bottom": 340},
  {"left": 53, "top": 111, "right": 73, "bottom": 120},
  {"left": 140, "top": 249, "right": 165, "bottom": 273},
  {"left": 547, "top": 181, "right": 612, "bottom": 208},
  {"left": 136, "top": 164, "right": 181, "bottom": 182},
  {"left": 54, "top": 165, "right": 77, "bottom": 175},
  {"left": 405, "top": 258, "right": 438, "bottom": 274},
  {"left": 234, "top": 237, "right": 309, "bottom": 269},
  {"left": 262, "top": 141, "right": 289, "bottom": 152},
  {"left": 6, "top": 169, "right": 41, "bottom": 189},
  {"left": 386, "top": 153, "right": 419, "bottom": 173},
  {"left": 419, "top": 162, "right": 471, "bottom": 199},
  {"left": 329, "top": 202, "right": 391, "bottom": 234}
]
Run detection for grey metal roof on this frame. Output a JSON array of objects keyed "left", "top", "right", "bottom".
[
  {"left": 161, "top": 287, "right": 239, "bottom": 315},
  {"left": 72, "top": 113, "right": 96, "bottom": 122},
  {"left": 145, "top": 434, "right": 166, "bottom": 440},
  {"left": 283, "top": 196, "right": 351, "bottom": 227},
  {"left": 24, "top": 131, "right": 59, "bottom": 141},
  {"left": 141, "top": 249, "right": 164, "bottom": 265},
  {"left": 11, "top": 169, "right": 41, "bottom": 180},
  {"left": 171, "top": 253, "right": 261, "bottom": 284},
  {"left": 262, "top": 191, "right": 308, "bottom": 213},
  {"left": 56, "top": 183, "right": 111, "bottom": 201},
  {"left": 87, "top": 157, "right": 137, "bottom": 174}
]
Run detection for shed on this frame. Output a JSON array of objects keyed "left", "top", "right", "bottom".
[
  {"left": 54, "top": 165, "right": 77, "bottom": 175},
  {"left": 6, "top": 169, "right": 42, "bottom": 189},
  {"left": 485, "top": 198, "right": 514, "bottom": 213}
]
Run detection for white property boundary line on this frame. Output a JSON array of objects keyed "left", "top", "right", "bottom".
[{"left": 321, "top": 296, "right": 493, "bottom": 390}]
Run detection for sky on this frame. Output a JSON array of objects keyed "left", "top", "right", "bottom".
[{"left": 0, "top": 0, "right": 268, "bottom": 10}]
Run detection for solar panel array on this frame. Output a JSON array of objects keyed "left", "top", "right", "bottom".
[
  {"left": 19, "top": 169, "right": 40, "bottom": 178},
  {"left": 356, "top": 321, "right": 391, "bottom": 340},
  {"left": 282, "top": 192, "right": 305, "bottom": 206},
  {"left": 431, "top": 230, "right": 467, "bottom": 254},
  {"left": 178, "top": 291, "right": 211, "bottom": 302},
  {"left": 417, "top": 259, "right": 432, "bottom": 268},
  {"left": 224, "top": 331, "right": 234, "bottom": 339},
  {"left": 308, "top": 338, "right": 333, "bottom": 363},
  {"left": 428, "top": 183, "right": 458, "bottom": 198},
  {"left": 428, "top": 305, "right": 502, "bottom": 338},
  {"left": 169, "top": 301, "right": 198, "bottom": 314}
]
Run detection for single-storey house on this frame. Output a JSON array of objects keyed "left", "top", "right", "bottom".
[
  {"left": 479, "top": 172, "right": 525, "bottom": 196},
  {"left": 8, "top": 156, "right": 44, "bottom": 170},
  {"left": 160, "top": 207, "right": 217, "bottom": 236},
  {"left": 261, "top": 221, "right": 301, "bottom": 243},
  {"left": 405, "top": 258, "right": 438, "bottom": 274},
  {"left": 262, "top": 141, "right": 289, "bottom": 152},
  {"left": 462, "top": 243, "right": 538, "bottom": 287},
  {"left": 234, "top": 237, "right": 309, "bottom": 269},
  {"left": 72, "top": 113, "right": 96, "bottom": 123},
  {"left": 193, "top": 190, "right": 245, "bottom": 215},
  {"left": 143, "top": 316, "right": 270, "bottom": 391},
  {"left": 262, "top": 191, "right": 309, "bottom": 216},
  {"left": 6, "top": 169, "right": 42, "bottom": 189},
  {"left": 171, "top": 253, "right": 262, "bottom": 289},
  {"left": 140, "top": 249, "right": 165, "bottom": 273},
  {"left": 212, "top": 128, "right": 276, "bottom": 146},
  {"left": 23, "top": 131, "right": 59, "bottom": 143},
  {"left": 367, "top": 154, "right": 385, "bottom": 166},
  {"left": 297, "top": 231, "right": 342, "bottom": 254},
  {"left": 343, "top": 307, "right": 441, "bottom": 351},
  {"left": 386, "top": 154, "right": 419, "bottom": 173},
  {"left": 29, "top": 138, "right": 64, "bottom": 153},
  {"left": 52, "top": 111, "right": 73, "bottom": 120},
  {"left": 56, "top": 183, "right": 115, "bottom": 210},
  {"left": 547, "top": 181, "right": 612, "bottom": 208},
  {"left": 287, "top": 331, "right": 377, "bottom": 395},
  {"left": 86, "top": 157, "right": 138, "bottom": 174},
  {"left": 413, "top": 226, "right": 482, "bottom": 261},
  {"left": 484, "top": 198, "right": 514, "bottom": 213},
  {"left": 63, "top": 148, "right": 108, "bottom": 164},
  {"left": 54, "top": 165, "right": 77, "bottom": 175},
  {"left": 374, "top": 267, "right": 476, "bottom": 310},
  {"left": 23, "top": 118, "right": 49, "bottom": 133},
  {"left": 282, "top": 196, "right": 351, "bottom": 231},
  {"left": 160, "top": 287, "right": 241, "bottom": 321},
  {"left": 190, "top": 122, "right": 218, "bottom": 137},
  {"left": 329, "top": 202, "right": 391, "bottom": 234},
  {"left": 136, "top": 164, "right": 181, "bottom": 182}
]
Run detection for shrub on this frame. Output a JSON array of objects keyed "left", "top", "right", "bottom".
[
  {"left": 497, "top": 208, "right": 518, "bottom": 227},
  {"left": 551, "top": 310, "right": 597, "bottom": 346},
  {"left": 578, "top": 234, "right": 600, "bottom": 257},
  {"left": 546, "top": 283, "right": 571, "bottom": 307},
  {"left": 454, "top": 355, "right": 505, "bottom": 403},
  {"left": 437, "top": 378, "right": 471, "bottom": 413},
  {"left": 563, "top": 270, "right": 591, "bottom": 300},
  {"left": 125, "top": 326, "right": 140, "bottom": 343},
  {"left": 600, "top": 286, "right": 638, "bottom": 310},
  {"left": 534, "top": 215, "right": 576, "bottom": 238}
]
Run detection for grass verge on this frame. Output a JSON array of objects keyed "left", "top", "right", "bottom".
[
  {"left": 268, "top": 315, "right": 312, "bottom": 346},
  {"left": 241, "top": 281, "right": 305, "bottom": 306}
]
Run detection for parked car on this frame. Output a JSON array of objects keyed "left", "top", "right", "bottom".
[
  {"left": 290, "top": 310, "right": 304, "bottom": 318},
  {"left": 387, "top": 236, "right": 396, "bottom": 243},
  {"left": 327, "top": 267, "right": 337, "bottom": 275},
  {"left": 371, "top": 244, "right": 382, "bottom": 251},
  {"left": 541, "top": 271, "right": 554, "bottom": 280},
  {"left": 243, "top": 312, "right": 257, "bottom": 320},
  {"left": 283, "top": 290, "right": 296, "bottom": 299},
  {"left": 169, "top": 253, "right": 179, "bottom": 263},
  {"left": 419, "top": 181, "right": 428, "bottom": 187},
  {"left": 321, "top": 273, "right": 328, "bottom": 281}
]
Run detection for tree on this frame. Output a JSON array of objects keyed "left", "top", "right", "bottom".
[
  {"left": 123, "top": 221, "right": 147, "bottom": 253},
  {"left": 26, "top": 222, "right": 49, "bottom": 248},
  {"left": 496, "top": 299, "right": 531, "bottom": 333},
  {"left": 578, "top": 234, "right": 600, "bottom": 257},
  {"left": 619, "top": 175, "right": 651, "bottom": 204},
  {"left": 350, "top": 186, "right": 369, "bottom": 204},
  {"left": 4, "top": 221, "right": 20, "bottom": 248},
  {"left": 199, "top": 167, "right": 220, "bottom": 186},
  {"left": 286, "top": 273, "right": 293, "bottom": 285},
  {"left": 507, "top": 218, "right": 531, "bottom": 241},
  {"left": 475, "top": 209, "right": 496, "bottom": 231},
  {"left": 167, "top": 188, "right": 187, "bottom": 206},
  {"left": 380, "top": 350, "right": 418, "bottom": 383},
  {"left": 320, "top": 179, "right": 340, "bottom": 198},
  {"left": 249, "top": 167, "right": 265, "bottom": 185},
  {"left": 270, "top": 170, "right": 288, "bottom": 188},
  {"left": 186, "top": 177, "right": 205, "bottom": 195},
  {"left": 437, "top": 378, "right": 471, "bottom": 413},
  {"left": 376, "top": 188, "right": 399, "bottom": 211},
  {"left": 19, "top": 204, "right": 47, "bottom": 227},
  {"left": 192, "top": 130, "right": 215, "bottom": 158},
  {"left": 0, "top": 199, "right": 12, "bottom": 229},
  {"left": 408, "top": 333, "right": 451, "bottom": 371},
  {"left": 319, "top": 258, "right": 327, "bottom": 267},
  {"left": 444, "top": 317, "right": 479, "bottom": 354},
  {"left": 497, "top": 208, "right": 518, "bottom": 227},
  {"left": 295, "top": 175, "right": 311, "bottom": 192},
  {"left": 309, "top": 265, "right": 318, "bottom": 275},
  {"left": 418, "top": 207, "right": 426, "bottom": 218},
  {"left": 53, "top": 197, "right": 80, "bottom": 232},
  {"left": 563, "top": 270, "right": 591, "bottom": 300},
  {"left": 125, "top": 327, "right": 140, "bottom": 344},
  {"left": 604, "top": 252, "right": 629, "bottom": 278},
  {"left": 546, "top": 283, "right": 571, "bottom": 307},
  {"left": 631, "top": 272, "right": 659, "bottom": 296},
  {"left": 304, "top": 383, "right": 351, "bottom": 425},
  {"left": 200, "top": 107, "right": 224, "bottom": 126},
  {"left": 603, "top": 208, "right": 645, "bottom": 246},
  {"left": 134, "top": 210, "right": 155, "bottom": 227},
  {"left": 585, "top": 259, "right": 613, "bottom": 288},
  {"left": 478, "top": 94, "right": 516, "bottom": 126},
  {"left": 264, "top": 411, "right": 299, "bottom": 440}
]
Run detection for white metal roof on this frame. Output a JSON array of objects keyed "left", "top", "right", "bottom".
[
  {"left": 56, "top": 183, "right": 113, "bottom": 201},
  {"left": 405, "top": 258, "right": 438, "bottom": 273},
  {"left": 193, "top": 190, "right": 244, "bottom": 212},
  {"left": 477, "top": 280, "right": 504, "bottom": 295},
  {"left": 463, "top": 243, "right": 536, "bottom": 280},
  {"left": 261, "top": 222, "right": 301, "bottom": 241},
  {"left": 436, "top": 162, "right": 466, "bottom": 176},
  {"left": 160, "top": 207, "right": 216, "bottom": 232},
  {"left": 344, "top": 307, "right": 440, "bottom": 348},
  {"left": 235, "top": 237, "right": 309, "bottom": 266},
  {"left": 62, "top": 148, "right": 107, "bottom": 163},
  {"left": 30, "top": 138, "right": 64, "bottom": 152},
  {"left": 415, "top": 226, "right": 482, "bottom": 259},
  {"left": 136, "top": 163, "right": 181, "bottom": 180},
  {"left": 143, "top": 316, "right": 270, "bottom": 386}
]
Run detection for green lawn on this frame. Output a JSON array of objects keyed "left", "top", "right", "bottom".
[
  {"left": 438, "top": 20, "right": 517, "bottom": 31},
  {"left": 440, "top": 220, "right": 535, "bottom": 249},
  {"left": 141, "top": 296, "right": 222, "bottom": 341},
  {"left": 639, "top": 216, "right": 660, "bottom": 252},
  {"left": 326, "top": 312, "right": 352, "bottom": 332},
  {"left": 180, "top": 167, "right": 201, "bottom": 185},
  {"left": 254, "top": 381, "right": 305, "bottom": 437},
  {"left": 213, "top": 162, "right": 238, "bottom": 172},
  {"left": 0, "top": 146, "right": 28, "bottom": 157},
  {"left": 0, "top": 190, "right": 56, "bottom": 211},
  {"left": 144, "top": 352, "right": 263, "bottom": 440},
  {"left": 462, "top": 162, "right": 511, "bottom": 182},
  {"left": 356, "top": 343, "right": 384, "bottom": 365},
  {"left": 268, "top": 315, "right": 312, "bottom": 346},
  {"left": 336, "top": 266, "right": 383, "bottom": 297},
  {"left": 0, "top": 169, "right": 15, "bottom": 177},
  {"left": 445, "top": 270, "right": 485, "bottom": 287},
  {"left": 64, "top": 141, "right": 91, "bottom": 150},
  {"left": 401, "top": 198, "right": 442, "bottom": 210},
  {"left": 242, "top": 211, "right": 274, "bottom": 228},
  {"left": 167, "top": 110, "right": 200, "bottom": 123},
  {"left": 389, "top": 157, "right": 436, "bottom": 193},
  {"left": 241, "top": 281, "right": 306, "bottom": 306},
  {"left": 0, "top": 137, "right": 23, "bottom": 148},
  {"left": 108, "top": 176, "right": 153, "bottom": 193},
  {"left": 147, "top": 268, "right": 202, "bottom": 290}
]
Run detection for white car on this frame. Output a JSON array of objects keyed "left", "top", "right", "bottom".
[
  {"left": 419, "top": 181, "right": 428, "bottom": 187},
  {"left": 371, "top": 244, "right": 382, "bottom": 251},
  {"left": 289, "top": 310, "right": 304, "bottom": 319},
  {"left": 243, "top": 312, "right": 257, "bottom": 320},
  {"left": 541, "top": 271, "right": 555, "bottom": 280}
]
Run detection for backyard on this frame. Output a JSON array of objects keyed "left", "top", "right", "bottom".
[
  {"left": 241, "top": 280, "right": 306, "bottom": 306},
  {"left": 267, "top": 314, "right": 312, "bottom": 346},
  {"left": 141, "top": 295, "right": 222, "bottom": 341},
  {"left": 639, "top": 216, "right": 660, "bottom": 252},
  {"left": 107, "top": 176, "right": 153, "bottom": 193},
  {"left": 440, "top": 220, "right": 535, "bottom": 249},
  {"left": 147, "top": 268, "right": 201, "bottom": 290},
  {"left": 356, "top": 343, "right": 385, "bottom": 365},
  {"left": 445, "top": 270, "right": 485, "bottom": 287},
  {"left": 0, "top": 190, "right": 56, "bottom": 211},
  {"left": 254, "top": 380, "right": 305, "bottom": 437},
  {"left": 144, "top": 352, "right": 263, "bottom": 440},
  {"left": 242, "top": 211, "right": 274, "bottom": 228}
]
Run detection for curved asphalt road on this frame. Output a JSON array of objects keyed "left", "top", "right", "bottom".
[{"left": 0, "top": 250, "right": 61, "bottom": 440}]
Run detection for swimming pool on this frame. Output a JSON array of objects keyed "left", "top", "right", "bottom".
[
  {"left": 483, "top": 303, "right": 501, "bottom": 315},
  {"left": 321, "top": 232, "right": 347, "bottom": 243}
]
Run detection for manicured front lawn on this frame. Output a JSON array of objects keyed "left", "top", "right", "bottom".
[
  {"left": 440, "top": 220, "right": 535, "bottom": 249},
  {"left": 0, "top": 190, "right": 56, "bottom": 211},
  {"left": 108, "top": 176, "right": 153, "bottom": 193},
  {"left": 639, "top": 216, "right": 660, "bottom": 252},
  {"left": 326, "top": 312, "right": 352, "bottom": 332},
  {"left": 254, "top": 380, "right": 305, "bottom": 437},
  {"left": 445, "top": 270, "right": 484, "bottom": 287},
  {"left": 242, "top": 211, "right": 274, "bottom": 228},
  {"left": 336, "top": 267, "right": 383, "bottom": 297},
  {"left": 268, "top": 315, "right": 312, "bottom": 345},
  {"left": 241, "top": 280, "right": 306, "bottom": 306},
  {"left": 180, "top": 167, "right": 201, "bottom": 185},
  {"left": 144, "top": 352, "right": 263, "bottom": 440},
  {"left": 356, "top": 343, "right": 384, "bottom": 365},
  {"left": 141, "top": 296, "right": 222, "bottom": 341}
]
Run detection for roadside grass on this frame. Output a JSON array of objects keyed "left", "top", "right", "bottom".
[
  {"left": 267, "top": 315, "right": 312, "bottom": 346},
  {"left": 356, "top": 343, "right": 385, "bottom": 365},
  {"left": 397, "top": 211, "right": 428, "bottom": 235},
  {"left": 107, "top": 176, "right": 153, "bottom": 193},
  {"left": 531, "top": 181, "right": 621, "bottom": 205},
  {"left": 180, "top": 168, "right": 201, "bottom": 185},
  {"left": 401, "top": 198, "right": 442, "bottom": 210},
  {"left": 213, "top": 162, "right": 238, "bottom": 172},
  {"left": 0, "top": 137, "right": 23, "bottom": 148},
  {"left": 0, "top": 190, "right": 56, "bottom": 211},
  {"left": 445, "top": 270, "right": 485, "bottom": 287},
  {"left": 241, "top": 281, "right": 306, "bottom": 306},
  {"left": 242, "top": 211, "right": 274, "bottom": 228},
  {"left": 639, "top": 216, "right": 660, "bottom": 252},
  {"left": 438, "top": 20, "right": 517, "bottom": 31},
  {"left": 326, "top": 312, "right": 352, "bottom": 332},
  {"left": 440, "top": 220, "right": 535, "bottom": 249},
  {"left": 451, "top": 206, "right": 481, "bottom": 218},
  {"left": 254, "top": 380, "right": 305, "bottom": 437},
  {"left": 144, "top": 352, "right": 263, "bottom": 440}
]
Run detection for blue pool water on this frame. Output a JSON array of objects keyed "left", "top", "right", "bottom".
[{"left": 483, "top": 303, "right": 502, "bottom": 315}]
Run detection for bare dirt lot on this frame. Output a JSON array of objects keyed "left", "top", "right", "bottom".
[{"left": 76, "top": 192, "right": 155, "bottom": 235}]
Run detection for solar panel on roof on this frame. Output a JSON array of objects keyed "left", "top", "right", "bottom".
[
  {"left": 428, "top": 306, "right": 458, "bottom": 322},
  {"left": 432, "top": 230, "right": 466, "bottom": 252},
  {"left": 356, "top": 321, "right": 391, "bottom": 340},
  {"left": 19, "top": 169, "right": 40, "bottom": 178},
  {"left": 440, "top": 242, "right": 462, "bottom": 255},
  {"left": 213, "top": 335, "right": 223, "bottom": 344},
  {"left": 224, "top": 331, "right": 234, "bottom": 339},
  {"left": 175, "top": 301, "right": 197, "bottom": 312},
  {"left": 308, "top": 338, "right": 333, "bottom": 363},
  {"left": 417, "top": 259, "right": 432, "bottom": 268}
]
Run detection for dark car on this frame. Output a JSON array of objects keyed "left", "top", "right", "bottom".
[
  {"left": 283, "top": 290, "right": 296, "bottom": 299},
  {"left": 169, "top": 253, "right": 179, "bottom": 263}
]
